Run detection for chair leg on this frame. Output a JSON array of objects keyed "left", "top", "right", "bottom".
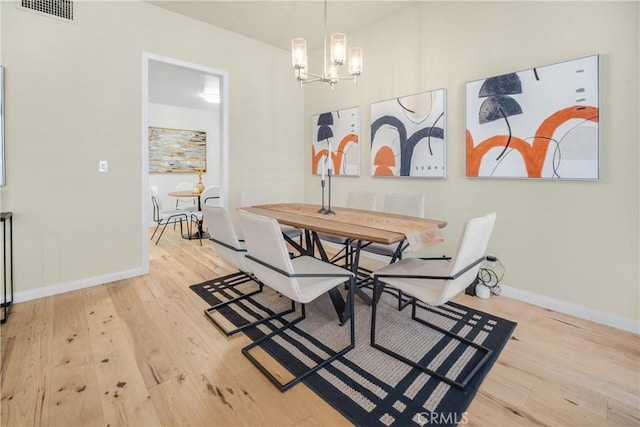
[
  {"left": 397, "top": 291, "right": 414, "bottom": 311},
  {"left": 370, "top": 277, "right": 383, "bottom": 344},
  {"left": 211, "top": 271, "right": 262, "bottom": 294},
  {"left": 242, "top": 277, "right": 356, "bottom": 392},
  {"left": 151, "top": 223, "right": 161, "bottom": 241},
  {"left": 155, "top": 221, "right": 170, "bottom": 245},
  {"left": 209, "top": 296, "right": 296, "bottom": 336},
  {"left": 203, "top": 272, "right": 274, "bottom": 336},
  {"left": 371, "top": 277, "right": 493, "bottom": 389}
]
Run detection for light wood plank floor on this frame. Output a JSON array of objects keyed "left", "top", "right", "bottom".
[{"left": 1, "top": 230, "right": 638, "bottom": 426}]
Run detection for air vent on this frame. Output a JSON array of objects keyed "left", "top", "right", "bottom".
[{"left": 20, "top": 0, "right": 75, "bottom": 22}]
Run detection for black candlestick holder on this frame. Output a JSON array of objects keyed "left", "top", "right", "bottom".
[
  {"left": 318, "top": 178, "right": 327, "bottom": 213},
  {"left": 325, "top": 168, "right": 335, "bottom": 215}
]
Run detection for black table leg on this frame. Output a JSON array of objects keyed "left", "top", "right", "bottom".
[{"left": 350, "top": 240, "right": 372, "bottom": 305}]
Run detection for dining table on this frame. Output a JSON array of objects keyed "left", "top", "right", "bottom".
[
  {"left": 168, "top": 190, "right": 210, "bottom": 240},
  {"left": 240, "top": 203, "right": 447, "bottom": 324}
]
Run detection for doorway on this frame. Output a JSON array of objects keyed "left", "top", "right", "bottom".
[{"left": 141, "top": 53, "right": 229, "bottom": 273}]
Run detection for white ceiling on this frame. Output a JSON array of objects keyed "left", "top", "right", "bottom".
[
  {"left": 149, "top": 60, "right": 220, "bottom": 111},
  {"left": 147, "top": 1, "right": 417, "bottom": 51},
  {"left": 147, "top": 1, "right": 416, "bottom": 111}
]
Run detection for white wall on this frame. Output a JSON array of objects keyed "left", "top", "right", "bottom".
[
  {"left": 1, "top": 0, "right": 304, "bottom": 298},
  {"left": 304, "top": 1, "right": 640, "bottom": 321},
  {"left": 148, "top": 102, "right": 220, "bottom": 220}
]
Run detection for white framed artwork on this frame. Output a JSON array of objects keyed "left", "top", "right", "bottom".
[
  {"left": 312, "top": 107, "right": 360, "bottom": 177},
  {"left": 466, "top": 54, "right": 599, "bottom": 180},
  {"left": 370, "top": 88, "right": 446, "bottom": 178}
]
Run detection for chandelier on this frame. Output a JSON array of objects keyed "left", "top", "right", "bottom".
[{"left": 291, "top": 0, "right": 363, "bottom": 89}]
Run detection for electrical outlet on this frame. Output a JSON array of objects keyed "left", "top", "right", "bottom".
[{"left": 99, "top": 160, "right": 108, "bottom": 172}]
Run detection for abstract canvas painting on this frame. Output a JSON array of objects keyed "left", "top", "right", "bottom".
[
  {"left": 312, "top": 107, "right": 360, "bottom": 177},
  {"left": 370, "top": 89, "right": 446, "bottom": 178},
  {"left": 148, "top": 127, "right": 206, "bottom": 173},
  {"left": 466, "top": 55, "right": 599, "bottom": 179}
]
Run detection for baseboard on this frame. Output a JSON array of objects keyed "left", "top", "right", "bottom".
[
  {"left": 353, "top": 245, "right": 639, "bottom": 335},
  {"left": 12, "top": 268, "right": 145, "bottom": 303},
  {"left": 500, "top": 285, "right": 639, "bottom": 335}
]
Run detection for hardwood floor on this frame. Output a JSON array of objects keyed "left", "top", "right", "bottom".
[{"left": 1, "top": 230, "right": 638, "bottom": 426}]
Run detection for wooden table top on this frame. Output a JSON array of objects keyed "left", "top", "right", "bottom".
[
  {"left": 168, "top": 191, "right": 200, "bottom": 198},
  {"left": 241, "top": 203, "right": 446, "bottom": 248}
]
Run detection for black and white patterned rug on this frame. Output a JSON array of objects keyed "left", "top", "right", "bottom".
[{"left": 191, "top": 278, "right": 516, "bottom": 427}]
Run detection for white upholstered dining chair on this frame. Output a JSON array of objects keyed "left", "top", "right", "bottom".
[
  {"left": 174, "top": 181, "right": 198, "bottom": 211},
  {"left": 190, "top": 186, "right": 222, "bottom": 245},
  {"left": 201, "top": 205, "right": 264, "bottom": 336},
  {"left": 149, "top": 185, "right": 191, "bottom": 245},
  {"left": 317, "top": 190, "right": 377, "bottom": 266},
  {"left": 357, "top": 192, "right": 425, "bottom": 260},
  {"left": 370, "top": 212, "right": 496, "bottom": 389},
  {"left": 239, "top": 191, "right": 303, "bottom": 245},
  {"left": 238, "top": 210, "right": 355, "bottom": 392},
  {"left": 351, "top": 193, "right": 426, "bottom": 308},
  {"left": 344, "top": 190, "right": 378, "bottom": 211}
]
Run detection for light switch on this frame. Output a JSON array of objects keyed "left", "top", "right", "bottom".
[{"left": 99, "top": 160, "right": 108, "bottom": 172}]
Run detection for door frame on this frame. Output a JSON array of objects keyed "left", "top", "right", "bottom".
[{"left": 141, "top": 52, "right": 229, "bottom": 273}]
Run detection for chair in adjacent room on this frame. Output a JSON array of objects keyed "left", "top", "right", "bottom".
[
  {"left": 150, "top": 185, "right": 190, "bottom": 245},
  {"left": 370, "top": 212, "right": 497, "bottom": 389},
  {"left": 201, "top": 185, "right": 221, "bottom": 207},
  {"left": 172, "top": 181, "right": 198, "bottom": 232},
  {"left": 238, "top": 209, "right": 355, "bottom": 392},
  {"left": 174, "top": 181, "right": 198, "bottom": 211},
  {"left": 317, "top": 190, "right": 377, "bottom": 267},
  {"left": 201, "top": 205, "right": 264, "bottom": 336},
  {"left": 190, "top": 186, "right": 222, "bottom": 245},
  {"left": 239, "top": 191, "right": 303, "bottom": 246}
]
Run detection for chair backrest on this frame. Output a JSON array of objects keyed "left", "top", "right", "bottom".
[
  {"left": 440, "top": 212, "right": 496, "bottom": 304},
  {"left": 200, "top": 186, "right": 221, "bottom": 207},
  {"left": 150, "top": 196, "right": 160, "bottom": 221},
  {"left": 175, "top": 181, "right": 193, "bottom": 192},
  {"left": 238, "top": 210, "right": 305, "bottom": 302},
  {"left": 150, "top": 186, "right": 161, "bottom": 220},
  {"left": 240, "top": 191, "right": 272, "bottom": 207},
  {"left": 175, "top": 182, "right": 196, "bottom": 208},
  {"left": 346, "top": 191, "right": 377, "bottom": 211},
  {"left": 383, "top": 193, "right": 424, "bottom": 217},
  {"left": 202, "top": 206, "right": 252, "bottom": 273}
]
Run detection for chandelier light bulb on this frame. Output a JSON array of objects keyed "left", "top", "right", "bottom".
[
  {"left": 349, "top": 47, "right": 363, "bottom": 76},
  {"left": 291, "top": 38, "right": 308, "bottom": 69},
  {"left": 330, "top": 33, "right": 346, "bottom": 65}
]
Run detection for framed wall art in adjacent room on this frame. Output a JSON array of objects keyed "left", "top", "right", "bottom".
[{"left": 148, "top": 126, "right": 206, "bottom": 173}]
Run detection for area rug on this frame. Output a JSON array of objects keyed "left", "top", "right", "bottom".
[{"left": 190, "top": 278, "right": 516, "bottom": 427}]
